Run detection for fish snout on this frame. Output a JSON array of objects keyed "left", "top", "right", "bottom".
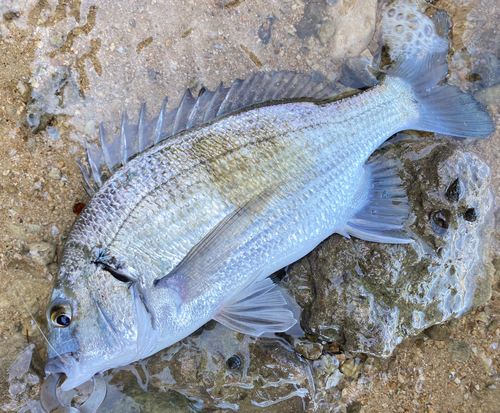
[{"left": 44, "top": 352, "right": 75, "bottom": 375}]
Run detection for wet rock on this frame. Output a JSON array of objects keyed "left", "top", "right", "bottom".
[
  {"left": 447, "top": 341, "right": 471, "bottom": 362},
  {"left": 106, "top": 323, "right": 315, "bottom": 412},
  {"left": 317, "top": 20, "right": 335, "bottom": 44},
  {"left": 28, "top": 242, "right": 56, "bottom": 265},
  {"left": 295, "top": 3, "right": 324, "bottom": 40},
  {"left": 286, "top": 140, "right": 494, "bottom": 357},
  {"left": 340, "top": 58, "right": 378, "bottom": 89},
  {"left": 474, "top": 84, "right": 500, "bottom": 106}
]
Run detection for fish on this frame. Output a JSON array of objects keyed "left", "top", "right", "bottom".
[{"left": 42, "top": 5, "right": 494, "bottom": 394}]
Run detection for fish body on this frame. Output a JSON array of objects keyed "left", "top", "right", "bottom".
[{"left": 44, "top": 18, "right": 494, "bottom": 392}]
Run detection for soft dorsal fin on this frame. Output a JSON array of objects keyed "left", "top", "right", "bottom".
[{"left": 79, "top": 71, "right": 341, "bottom": 195}]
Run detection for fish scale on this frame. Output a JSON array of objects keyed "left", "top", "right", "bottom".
[{"left": 98, "top": 85, "right": 407, "bottom": 275}]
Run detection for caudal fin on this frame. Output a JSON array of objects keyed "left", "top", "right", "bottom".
[
  {"left": 382, "top": 1, "right": 494, "bottom": 138},
  {"left": 389, "top": 51, "right": 495, "bottom": 138}
]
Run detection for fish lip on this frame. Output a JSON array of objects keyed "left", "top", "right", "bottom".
[{"left": 44, "top": 352, "right": 75, "bottom": 375}]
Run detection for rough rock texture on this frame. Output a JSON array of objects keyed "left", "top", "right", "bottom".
[{"left": 285, "top": 139, "right": 494, "bottom": 357}]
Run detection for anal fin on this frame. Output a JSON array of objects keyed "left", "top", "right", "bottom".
[
  {"left": 344, "top": 156, "right": 413, "bottom": 244},
  {"left": 214, "top": 276, "right": 296, "bottom": 337}
]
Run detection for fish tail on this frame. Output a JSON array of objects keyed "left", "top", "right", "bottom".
[
  {"left": 382, "top": 2, "right": 494, "bottom": 138},
  {"left": 388, "top": 49, "right": 495, "bottom": 139}
]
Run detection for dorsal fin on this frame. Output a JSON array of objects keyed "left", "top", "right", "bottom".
[{"left": 81, "top": 70, "right": 342, "bottom": 195}]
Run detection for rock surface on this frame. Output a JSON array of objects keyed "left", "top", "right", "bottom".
[{"left": 286, "top": 139, "right": 494, "bottom": 357}]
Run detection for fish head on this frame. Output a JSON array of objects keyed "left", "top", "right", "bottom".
[{"left": 44, "top": 242, "right": 143, "bottom": 391}]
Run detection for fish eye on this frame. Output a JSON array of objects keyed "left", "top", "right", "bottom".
[{"left": 49, "top": 300, "right": 72, "bottom": 328}]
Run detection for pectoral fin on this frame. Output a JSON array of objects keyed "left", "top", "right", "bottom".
[
  {"left": 213, "top": 276, "right": 297, "bottom": 336},
  {"left": 154, "top": 188, "right": 278, "bottom": 297}
]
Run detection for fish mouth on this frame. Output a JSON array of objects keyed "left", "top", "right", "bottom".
[{"left": 44, "top": 352, "right": 75, "bottom": 376}]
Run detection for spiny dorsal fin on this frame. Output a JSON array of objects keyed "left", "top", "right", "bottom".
[{"left": 83, "top": 70, "right": 342, "bottom": 194}]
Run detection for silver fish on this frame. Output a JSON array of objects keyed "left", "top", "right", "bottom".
[{"left": 43, "top": 15, "right": 494, "bottom": 394}]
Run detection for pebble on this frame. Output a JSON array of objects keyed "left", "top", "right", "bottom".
[
  {"left": 293, "top": 338, "right": 323, "bottom": 360},
  {"left": 325, "top": 368, "right": 344, "bottom": 389},
  {"left": 487, "top": 320, "right": 498, "bottom": 332},
  {"left": 295, "top": 3, "right": 324, "bottom": 40},
  {"left": 362, "top": 357, "right": 380, "bottom": 377},
  {"left": 475, "top": 348, "right": 492, "bottom": 369},
  {"left": 6, "top": 105, "right": 16, "bottom": 118},
  {"left": 46, "top": 125, "right": 60, "bottom": 140},
  {"left": 448, "top": 340, "right": 471, "bottom": 362},
  {"left": 29, "top": 242, "right": 56, "bottom": 265},
  {"left": 48, "top": 262, "right": 58, "bottom": 275},
  {"left": 340, "top": 58, "right": 378, "bottom": 88},
  {"left": 50, "top": 35, "right": 65, "bottom": 48},
  {"left": 424, "top": 324, "right": 450, "bottom": 342},
  {"left": 57, "top": 161, "right": 65, "bottom": 169},
  {"left": 474, "top": 84, "right": 500, "bottom": 106},
  {"left": 27, "top": 224, "right": 41, "bottom": 233},
  {"left": 17, "top": 81, "right": 27, "bottom": 95},
  {"left": 474, "top": 311, "right": 488, "bottom": 323},
  {"left": 9, "top": 224, "right": 28, "bottom": 240},
  {"left": 317, "top": 20, "right": 335, "bottom": 44},
  {"left": 48, "top": 168, "right": 62, "bottom": 180},
  {"left": 339, "top": 358, "right": 363, "bottom": 378},
  {"left": 85, "top": 120, "right": 96, "bottom": 136},
  {"left": 311, "top": 71, "right": 325, "bottom": 83},
  {"left": 3, "top": 10, "right": 20, "bottom": 21}
]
